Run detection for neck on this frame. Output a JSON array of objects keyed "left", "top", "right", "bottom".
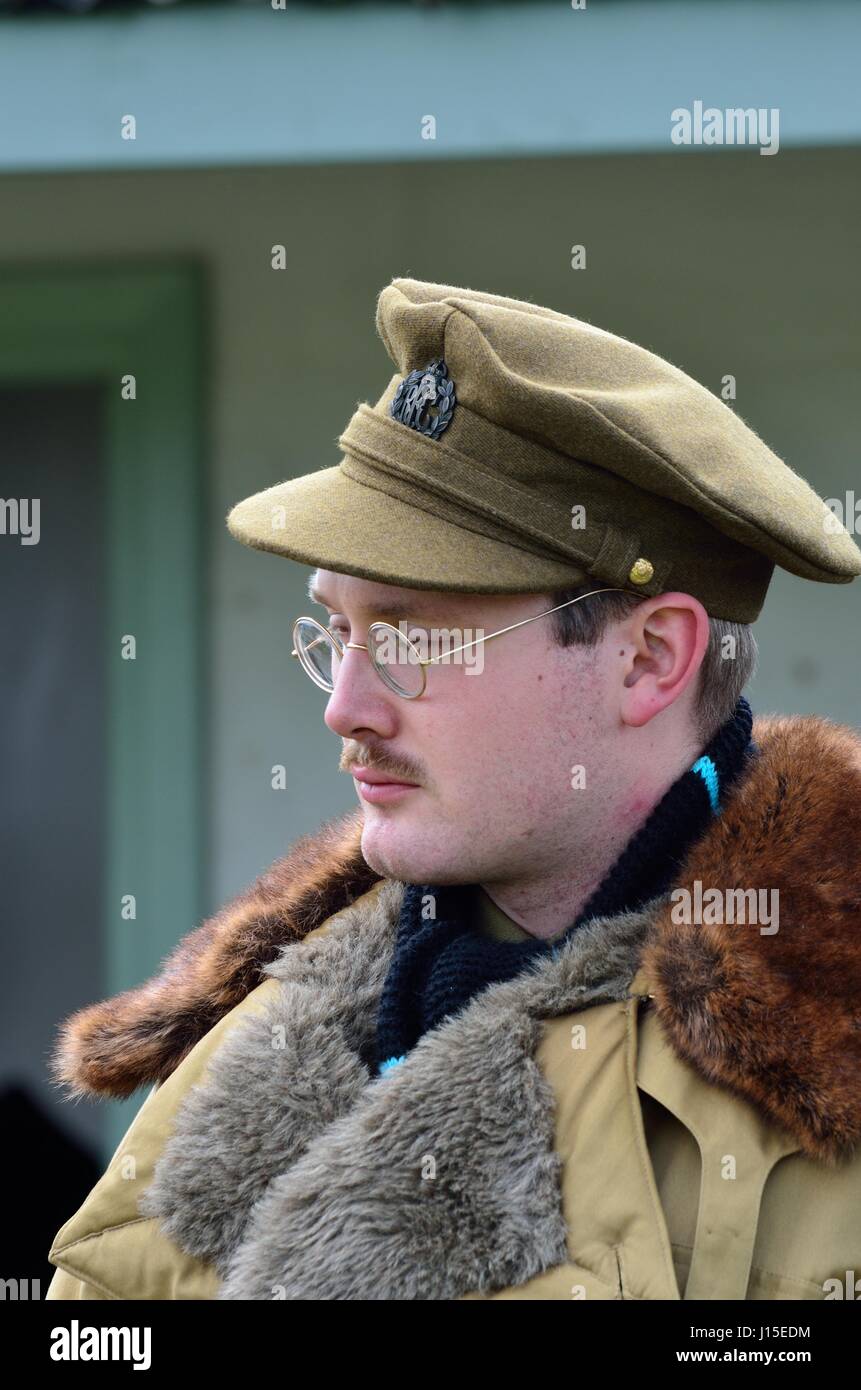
[
  {"left": 477, "top": 702, "right": 754, "bottom": 941},
  {"left": 478, "top": 751, "right": 695, "bottom": 940}
]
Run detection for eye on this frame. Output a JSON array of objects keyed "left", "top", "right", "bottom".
[{"left": 327, "top": 617, "right": 350, "bottom": 642}]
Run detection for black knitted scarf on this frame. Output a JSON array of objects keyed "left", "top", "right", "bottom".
[{"left": 375, "top": 697, "right": 755, "bottom": 1074}]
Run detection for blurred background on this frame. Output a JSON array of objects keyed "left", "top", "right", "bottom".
[{"left": 1, "top": 0, "right": 859, "bottom": 1289}]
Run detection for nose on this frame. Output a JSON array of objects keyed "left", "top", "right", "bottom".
[{"left": 323, "top": 644, "right": 400, "bottom": 742}]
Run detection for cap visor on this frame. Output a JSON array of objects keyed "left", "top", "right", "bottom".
[{"left": 226, "top": 462, "right": 589, "bottom": 594}]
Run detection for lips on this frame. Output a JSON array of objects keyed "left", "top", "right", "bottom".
[
  {"left": 350, "top": 766, "right": 420, "bottom": 787},
  {"left": 350, "top": 766, "right": 421, "bottom": 805}
]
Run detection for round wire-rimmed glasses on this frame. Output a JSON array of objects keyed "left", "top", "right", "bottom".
[{"left": 291, "top": 588, "right": 628, "bottom": 699}]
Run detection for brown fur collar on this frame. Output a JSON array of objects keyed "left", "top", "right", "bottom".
[
  {"left": 50, "top": 714, "right": 861, "bottom": 1162},
  {"left": 49, "top": 815, "right": 379, "bottom": 1103},
  {"left": 641, "top": 713, "right": 861, "bottom": 1165}
]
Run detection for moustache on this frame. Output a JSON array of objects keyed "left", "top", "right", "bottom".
[{"left": 339, "top": 741, "right": 425, "bottom": 785}]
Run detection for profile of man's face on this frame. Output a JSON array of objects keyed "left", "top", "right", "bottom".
[{"left": 308, "top": 568, "right": 625, "bottom": 889}]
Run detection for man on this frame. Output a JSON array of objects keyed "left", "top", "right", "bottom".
[{"left": 47, "top": 278, "right": 861, "bottom": 1300}]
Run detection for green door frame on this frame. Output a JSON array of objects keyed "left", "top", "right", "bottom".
[{"left": 0, "top": 261, "right": 206, "bottom": 1159}]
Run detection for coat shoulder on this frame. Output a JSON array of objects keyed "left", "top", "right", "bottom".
[
  {"left": 48, "top": 878, "right": 389, "bottom": 1299},
  {"left": 48, "top": 974, "right": 283, "bottom": 1299}
]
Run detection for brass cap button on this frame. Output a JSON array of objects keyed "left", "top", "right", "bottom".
[{"left": 628, "top": 557, "right": 654, "bottom": 585}]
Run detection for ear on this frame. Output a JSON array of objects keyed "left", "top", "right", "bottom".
[{"left": 616, "top": 592, "right": 710, "bottom": 729}]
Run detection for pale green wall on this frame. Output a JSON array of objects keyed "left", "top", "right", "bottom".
[{"left": 2, "top": 146, "right": 858, "bottom": 917}]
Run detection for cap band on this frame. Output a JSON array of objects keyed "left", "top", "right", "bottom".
[{"left": 338, "top": 401, "right": 673, "bottom": 595}]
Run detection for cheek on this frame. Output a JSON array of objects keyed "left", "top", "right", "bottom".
[
  {"left": 419, "top": 639, "right": 601, "bottom": 753},
  {"left": 425, "top": 669, "right": 569, "bottom": 792}
]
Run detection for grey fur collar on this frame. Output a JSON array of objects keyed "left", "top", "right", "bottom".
[{"left": 138, "top": 878, "right": 656, "bottom": 1300}]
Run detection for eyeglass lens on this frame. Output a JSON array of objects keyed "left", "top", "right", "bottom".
[
  {"left": 294, "top": 619, "right": 424, "bottom": 698},
  {"left": 368, "top": 626, "right": 424, "bottom": 698}
]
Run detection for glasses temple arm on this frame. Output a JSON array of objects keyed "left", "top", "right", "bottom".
[{"left": 426, "top": 588, "right": 628, "bottom": 660}]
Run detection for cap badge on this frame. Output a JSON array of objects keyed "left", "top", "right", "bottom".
[
  {"left": 390, "top": 358, "right": 456, "bottom": 439},
  {"left": 629, "top": 557, "right": 655, "bottom": 585}
]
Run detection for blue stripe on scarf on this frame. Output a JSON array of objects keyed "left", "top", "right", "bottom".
[{"left": 691, "top": 754, "right": 721, "bottom": 815}]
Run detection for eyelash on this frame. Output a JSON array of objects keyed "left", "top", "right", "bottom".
[{"left": 326, "top": 617, "right": 427, "bottom": 640}]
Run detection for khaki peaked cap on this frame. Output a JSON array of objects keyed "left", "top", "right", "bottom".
[{"left": 227, "top": 277, "right": 861, "bottom": 621}]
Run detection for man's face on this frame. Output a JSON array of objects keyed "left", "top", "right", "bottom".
[{"left": 307, "top": 569, "right": 627, "bottom": 887}]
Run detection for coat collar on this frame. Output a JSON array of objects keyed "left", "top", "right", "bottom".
[
  {"left": 51, "top": 713, "right": 861, "bottom": 1165},
  {"left": 138, "top": 881, "right": 656, "bottom": 1299},
  {"left": 641, "top": 713, "right": 861, "bottom": 1165}
]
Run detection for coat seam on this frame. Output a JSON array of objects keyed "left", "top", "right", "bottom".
[
  {"left": 614, "top": 1246, "right": 625, "bottom": 1300},
  {"left": 624, "top": 994, "right": 680, "bottom": 1298},
  {"left": 745, "top": 1263, "right": 829, "bottom": 1295},
  {"left": 51, "top": 1215, "right": 201, "bottom": 1301},
  {"left": 51, "top": 1213, "right": 156, "bottom": 1256},
  {"left": 670, "top": 1243, "right": 824, "bottom": 1297},
  {"left": 564, "top": 1256, "right": 622, "bottom": 1296},
  {"left": 48, "top": 1260, "right": 121, "bottom": 1301}
]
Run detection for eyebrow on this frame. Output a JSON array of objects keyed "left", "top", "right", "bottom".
[{"left": 307, "top": 580, "right": 441, "bottom": 624}]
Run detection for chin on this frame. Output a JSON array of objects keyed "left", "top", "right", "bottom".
[
  {"left": 360, "top": 813, "right": 466, "bottom": 885},
  {"left": 360, "top": 818, "right": 423, "bottom": 882}
]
